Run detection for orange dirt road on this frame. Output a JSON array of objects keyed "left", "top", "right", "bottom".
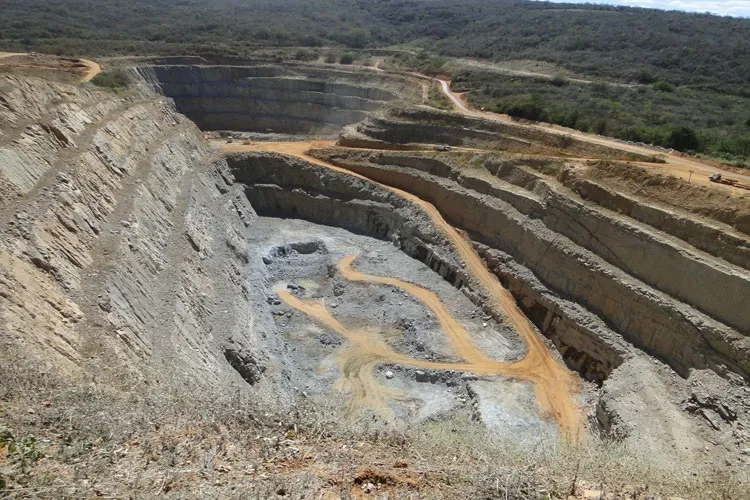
[
  {"left": 437, "top": 79, "right": 750, "bottom": 192},
  {"left": 80, "top": 58, "right": 102, "bottom": 82},
  {"left": 0, "top": 52, "right": 101, "bottom": 82},
  {"left": 243, "top": 140, "right": 581, "bottom": 440},
  {"left": 276, "top": 255, "right": 581, "bottom": 440}
]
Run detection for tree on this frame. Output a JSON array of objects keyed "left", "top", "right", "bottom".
[
  {"left": 667, "top": 126, "right": 700, "bottom": 152},
  {"left": 652, "top": 81, "right": 675, "bottom": 92},
  {"left": 344, "top": 28, "right": 370, "bottom": 48},
  {"left": 593, "top": 119, "right": 608, "bottom": 135}
]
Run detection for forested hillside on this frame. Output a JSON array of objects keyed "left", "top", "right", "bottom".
[
  {"left": 3, "top": 0, "right": 749, "bottom": 90},
  {"left": 2, "top": 0, "right": 748, "bottom": 162}
]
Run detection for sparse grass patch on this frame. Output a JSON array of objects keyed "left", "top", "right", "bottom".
[{"left": 1, "top": 352, "right": 747, "bottom": 499}]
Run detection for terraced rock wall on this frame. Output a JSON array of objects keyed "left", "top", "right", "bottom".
[
  {"left": 0, "top": 74, "right": 272, "bottom": 392},
  {"left": 340, "top": 108, "right": 662, "bottom": 162},
  {"left": 227, "top": 152, "right": 630, "bottom": 384},
  {"left": 311, "top": 151, "right": 750, "bottom": 381},
  {"left": 141, "top": 65, "right": 407, "bottom": 134}
]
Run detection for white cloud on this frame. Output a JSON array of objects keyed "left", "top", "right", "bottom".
[{"left": 535, "top": 0, "right": 750, "bottom": 17}]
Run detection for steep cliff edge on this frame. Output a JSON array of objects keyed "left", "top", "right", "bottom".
[
  {"left": 0, "top": 74, "right": 274, "bottom": 394},
  {"left": 139, "top": 64, "right": 418, "bottom": 135}
]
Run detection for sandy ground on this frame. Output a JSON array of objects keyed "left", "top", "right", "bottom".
[{"left": 0, "top": 52, "right": 101, "bottom": 82}]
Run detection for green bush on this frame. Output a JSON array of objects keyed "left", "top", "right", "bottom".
[
  {"left": 497, "top": 94, "right": 547, "bottom": 122},
  {"left": 551, "top": 75, "right": 568, "bottom": 87},
  {"left": 667, "top": 126, "right": 700, "bottom": 151},
  {"left": 90, "top": 70, "right": 129, "bottom": 90},
  {"left": 339, "top": 53, "right": 355, "bottom": 65},
  {"left": 653, "top": 81, "right": 675, "bottom": 92},
  {"left": 293, "top": 49, "right": 316, "bottom": 61},
  {"left": 557, "top": 134, "right": 574, "bottom": 148}
]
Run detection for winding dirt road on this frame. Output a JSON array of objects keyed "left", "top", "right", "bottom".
[
  {"left": 241, "top": 140, "right": 581, "bottom": 439},
  {"left": 276, "top": 255, "right": 581, "bottom": 439},
  {"left": 80, "top": 59, "right": 102, "bottom": 82},
  {"left": 437, "top": 80, "right": 750, "bottom": 190},
  {"left": 0, "top": 52, "right": 101, "bottom": 82}
]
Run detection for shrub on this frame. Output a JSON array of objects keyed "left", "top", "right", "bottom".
[
  {"left": 667, "top": 126, "right": 700, "bottom": 151},
  {"left": 498, "top": 94, "right": 547, "bottom": 122},
  {"left": 90, "top": 70, "right": 129, "bottom": 90},
  {"left": 635, "top": 68, "right": 657, "bottom": 84},
  {"left": 551, "top": 74, "right": 568, "bottom": 87},
  {"left": 653, "top": 81, "right": 675, "bottom": 92},
  {"left": 294, "top": 49, "right": 317, "bottom": 61},
  {"left": 557, "top": 134, "right": 574, "bottom": 148},
  {"left": 339, "top": 53, "right": 355, "bottom": 65},
  {"left": 593, "top": 118, "right": 608, "bottom": 135}
]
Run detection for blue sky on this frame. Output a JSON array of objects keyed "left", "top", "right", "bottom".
[{"left": 536, "top": 1, "right": 750, "bottom": 17}]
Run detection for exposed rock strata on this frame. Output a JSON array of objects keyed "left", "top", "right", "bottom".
[
  {"left": 141, "top": 65, "right": 414, "bottom": 134},
  {"left": 0, "top": 74, "right": 270, "bottom": 393},
  {"left": 340, "top": 107, "right": 661, "bottom": 162},
  {"left": 311, "top": 150, "right": 750, "bottom": 380}
]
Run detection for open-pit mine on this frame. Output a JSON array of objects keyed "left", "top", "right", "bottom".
[{"left": 2, "top": 58, "right": 750, "bottom": 488}]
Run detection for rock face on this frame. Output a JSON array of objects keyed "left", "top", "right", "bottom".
[
  {"left": 0, "top": 74, "right": 269, "bottom": 392},
  {"left": 312, "top": 150, "right": 750, "bottom": 381},
  {"left": 226, "top": 147, "right": 750, "bottom": 470},
  {"left": 340, "top": 107, "right": 659, "bottom": 162},
  {"left": 139, "top": 64, "right": 414, "bottom": 135},
  {"left": 4, "top": 66, "right": 749, "bottom": 474}
]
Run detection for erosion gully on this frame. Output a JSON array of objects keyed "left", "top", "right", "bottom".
[{"left": 244, "top": 140, "right": 582, "bottom": 441}]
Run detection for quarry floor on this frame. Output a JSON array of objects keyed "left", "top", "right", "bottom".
[
  {"left": 249, "top": 216, "right": 563, "bottom": 441},
  {"left": 223, "top": 139, "right": 584, "bottom": 440}
]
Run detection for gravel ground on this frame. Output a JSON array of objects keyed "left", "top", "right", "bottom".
[{"left": 245, "top": 216, "right": 553, "bottom": 441}]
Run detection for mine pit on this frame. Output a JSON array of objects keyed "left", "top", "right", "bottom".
[
  {"left": 3, "top": 58, "right": 748, "bottom": 489},
  {"left": 247, "top": 216, "right": 556, "bottom": 440},
  {"left": 132, "top": 62, "right": 749, "bottom": 455},
  {"left": 134, "top": 63, "right": 749, "bottom": 462}
]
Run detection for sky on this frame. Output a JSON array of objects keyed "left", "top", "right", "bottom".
[{"left": 536, "top": 1, "right": 750, "bottom": 17}]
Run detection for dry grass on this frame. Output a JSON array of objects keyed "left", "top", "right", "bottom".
[{"left": 1, "top": 354, "right": 748, "bottom": 499}]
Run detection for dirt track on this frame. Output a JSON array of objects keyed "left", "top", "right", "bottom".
[
  {"left": 0, "top": 52, "right": 101, "bottom": 82},
  {"left": 437, "top": 80, "right": 750, "bottom": 191},
  {"left": 238, "top": 140, "right": 581, "bottom": 440},
  {"left": 80, "top": 59, "right": 102, "bottom": 82}
]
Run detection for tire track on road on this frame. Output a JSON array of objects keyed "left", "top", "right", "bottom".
[{"left": 253, "top": 141, "right": 582, "bottom": 440}]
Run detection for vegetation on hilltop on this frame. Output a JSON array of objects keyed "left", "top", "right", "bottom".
[
  {"left": 2, "top": 0, "right": 749, "bottom": 89},
  {"left": 1, "top": 0, "right": 748, "bottom": 162},
  {"left": 453, "top": 72, "right": 750, "bottom": 164}
]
